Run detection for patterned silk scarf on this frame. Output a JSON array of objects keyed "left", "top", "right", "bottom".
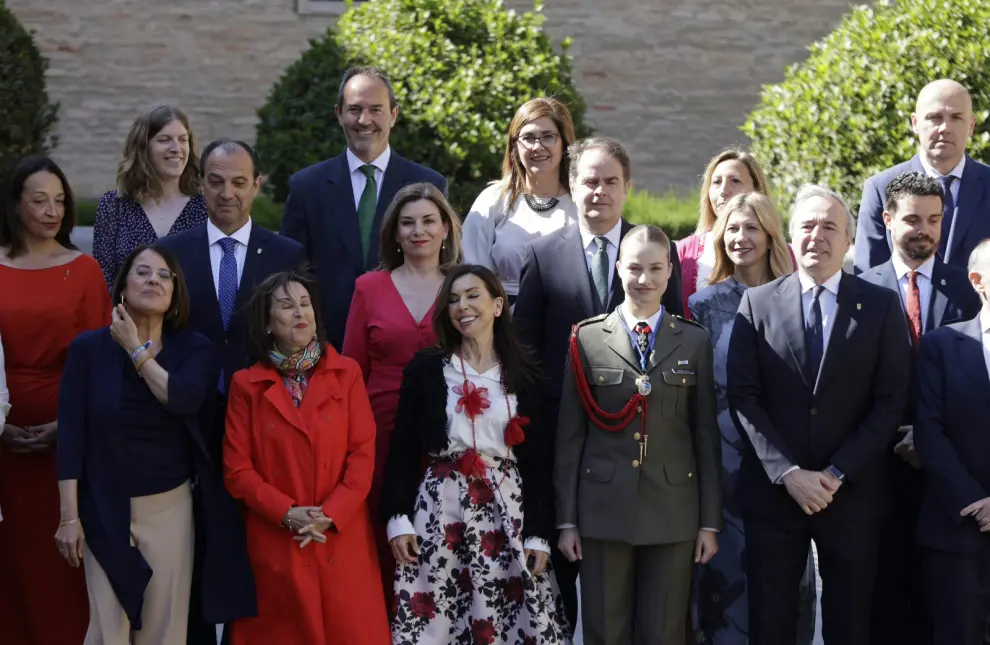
[{"left": 268, "top": 338, "right": 323, "bottom": 408}]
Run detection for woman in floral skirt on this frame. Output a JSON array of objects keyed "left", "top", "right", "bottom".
[{"left": 380, "top": 264, "right": 570, "bottom": 644}]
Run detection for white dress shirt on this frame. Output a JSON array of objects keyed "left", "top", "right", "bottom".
[
  {"left": 798, "top": 269, "right": 843, "bottom": 351},
  {"left": 0, "top": 331, "right": 8, "bottom": 523},
  {"left": 980, "top": 308, "right": 990, "bottom": 378},
  {"left": 919, "top": 154, "right": 965, "bottom": 206},
  {"left": 579, "top": 219, "right": 623, "bottom": 292},
  {"left": 386, "top": 358, "right": 549, "bottom": 553},
  {"left": 617, "top": 301, "right": 663, "bottom": 335},
  {"left": 891, "top": 253, "right": 935, "bottom": 329},
  {"left": 207, "top": 217, "right": 252, "bottom": 298},
  {"left": 346, "top": 146, "right": 391, "bottom": 210}
]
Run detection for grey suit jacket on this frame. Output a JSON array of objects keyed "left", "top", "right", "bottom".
[{"left": 555, "top": 310, "right": 722, "bottom": 545}]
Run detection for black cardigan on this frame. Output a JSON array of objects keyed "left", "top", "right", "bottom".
[{"left": 379, "top": 348, "right": 554, "bottom": 542}]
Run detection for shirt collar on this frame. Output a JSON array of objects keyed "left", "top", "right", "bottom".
[
  {"left": 618, "top": 301, "right": 664, "bottom": 333},
  {"left": 798, "top": 268, "right": 843, "bottom": 297},
  {"left": 579, "top": 218, "right": 623, "bottom": 253},
  {"left": 346, "top": 146, "right": 391, "bottom": 176},
  {"left": 919, "top": 153, "right": 966, "bottom": 180},
  {"left": 891, "top": 253, "right": 935, "bottom": 282},
  {"left": 207, "top": 217, "right": 252, "bottom": 247}
]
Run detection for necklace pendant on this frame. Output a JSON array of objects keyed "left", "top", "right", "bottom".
[{"left": 635, "top": 374, "right": 652, "bottom": 396}]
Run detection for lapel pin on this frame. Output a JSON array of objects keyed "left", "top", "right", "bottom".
[
  {"left": 857, "top": 303, "right": 862, "bottom": 310},
  {"left": 669, "top": 321, "right": 675, "bottom": 328},
  {"left": 941, "top": 278, "right": 946, "bottom": 286},
  {"left": 257, "top": 248, "right": 263, "bottom": 254}
]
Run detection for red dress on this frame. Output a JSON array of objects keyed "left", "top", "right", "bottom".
[
  {"left": 223, "top": 347, "right": 390, "bottom": 645},
  {"left": 341, "top": 270, "right": 436, "bottom": 603},
  {"left": 0, "top": 255, "right": 111, "bottom": 645}
]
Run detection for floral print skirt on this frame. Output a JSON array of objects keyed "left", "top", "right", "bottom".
[{"left": 391, "top": 454, "right": 571, "bottom": 645}]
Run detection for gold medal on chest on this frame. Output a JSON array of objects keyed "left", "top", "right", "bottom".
[{"left": 635, "top": 374, "right": 652, "bottom": 396}]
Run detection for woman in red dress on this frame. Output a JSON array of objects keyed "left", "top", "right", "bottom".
[
  {"left": 0, "top": 156, "right": 111, "bottom": 644},
  {"left": 223, "top": 270, "right": 389, "bottom": 645},
  {"left": 342, "top": 182, "right": 463, "bottom": 606}
]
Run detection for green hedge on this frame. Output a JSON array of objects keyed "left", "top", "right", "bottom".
[
  {"left": 743, "top": 0, "right": 990, "bottom": 210},
  {"left": 255, "top": 0, "right": 591, "bottom": 213},
  {"left": 75, "top": 196, "right": 284, "bottom": 232},
  {"left": 0, "top": 0, "right": 59, "bottom": 183}
]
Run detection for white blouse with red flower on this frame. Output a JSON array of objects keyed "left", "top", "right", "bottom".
[{"left": 386, "top": 359, "right": 550, "bottom": 553}]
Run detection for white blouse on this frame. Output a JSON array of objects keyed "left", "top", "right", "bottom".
[
  {"left": 386, "top": 358, "right": 549, "bottom": 552},
  {"left": 462, "top": 184, "right": 577, "bottom": 296},
  {"left": 696, "top": 230, "right": 716, "bottom": 292}
]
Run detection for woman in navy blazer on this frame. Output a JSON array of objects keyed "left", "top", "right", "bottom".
[{"left": 56, "top": 244, "right": 255, "bottom": 644}]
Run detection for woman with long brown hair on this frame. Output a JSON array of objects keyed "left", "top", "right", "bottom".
[
  {"left": 381, "top": 264, "right": 569, "bottom": 643},
  {"left": 341, "top": 182, "right": 462, "bottom": 607},
  {"left": 93, "top": 105, "right": 208, "bottom": 287},
  {"left": 462, "top": 97, "right": 578, "bottom": 306}
]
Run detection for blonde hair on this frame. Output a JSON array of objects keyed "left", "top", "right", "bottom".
[
  {"left": 696, "top": 148, "right": 770, "bottom": 236},
  {"left": 116, "top": 105, "right": 202, "bottom": 202},
  {"left": 377, "top": 182, "right": 463, "bottom": 272},
  {"left": 498, "top": 97, "right": 578, "bottom": 207},
  {"left": 708, "top": 193, "right": 792, "bottom": 285}
]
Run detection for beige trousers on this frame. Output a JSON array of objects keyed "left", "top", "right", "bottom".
[{"left": 83, "top": 481, "right": 194, "bottom": 645}]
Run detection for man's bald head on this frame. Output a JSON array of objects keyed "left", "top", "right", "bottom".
[{"left": 912, "top": 79, "right": 976, "bottom": 174}]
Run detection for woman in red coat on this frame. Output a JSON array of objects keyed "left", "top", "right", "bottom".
[{"left": 223, "top": 269, "right": 390, "bottom": 645}]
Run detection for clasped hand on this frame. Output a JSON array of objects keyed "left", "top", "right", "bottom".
[
  {"left": 783, "top": 469, "right": 842, "bottom": 515},
  {"left": 1, "top": 421, "right": 57, "bottom": 454},
  {"left": 283, "top": 506, "right": 333, "bottom": 548}
]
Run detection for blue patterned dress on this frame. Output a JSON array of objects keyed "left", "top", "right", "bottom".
[{"left": 688, "top": 278, "right": 817, "bottom": 645}]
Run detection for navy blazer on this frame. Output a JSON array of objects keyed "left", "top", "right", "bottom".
[
  {"left": 514, "top": 220, "right": 684, "bottom": 410},
  {"left": 915, "top": 316, "right": 990, "bottom": 553},
  {"left": 57, "top": 328, "right": 256, "bottom": 627},
  {"left": 158, "top": 222, "right": 305, "bottom": 459},
  {"left": 727, "top": 272, "right": 911, "bottom": 519},
  {"left": 854, "top": 154, "right": 990, "bottom": 273},
  {"left": 279, "top": 151, "right": 447, "bottom": 349}
]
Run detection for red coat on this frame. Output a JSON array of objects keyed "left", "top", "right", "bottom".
[{"left": 223, "top": 345, "right": 390, "bottom": 645}]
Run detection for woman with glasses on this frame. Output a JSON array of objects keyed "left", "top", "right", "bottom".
[
  {"left": 55, "top": 244, "right": 233, "bottom": 645},
  {"left": 0, "top": 155, "right": 110, "bottom": 645},
  {"left": 462, "top": 98, "right": 578, "bottom": 307}
]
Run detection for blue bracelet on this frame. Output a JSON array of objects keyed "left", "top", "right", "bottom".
[{"left": 130, "top": 340, "right": 152, "bottom": 363}]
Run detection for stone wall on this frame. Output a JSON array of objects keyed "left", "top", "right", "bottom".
[{"left": 8, "top": 0, "right": 856, "bottom": 200}]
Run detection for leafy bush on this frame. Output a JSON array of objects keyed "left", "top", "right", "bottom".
[
  {"left": 76, "top": 196, "right": 283, "bottom": 231},
  {"left": 0, "top": 0, "right": 59, "bottom": 183},
  {"left": 256, "top": 0, "right": 591, "bottom": 212},
  {"left": 623, "top": 189, "right": 698, "bottom": 241},
  {"left": 743, "top": 0, "right": 990, "bottom": 210}
]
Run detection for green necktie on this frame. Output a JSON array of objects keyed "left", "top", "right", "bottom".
[
  {"left": 357, "top": 164, "right": 378, "bottom": 262},
  {"left": 592, "top": 236, "right": 610, "bottom": 311}
]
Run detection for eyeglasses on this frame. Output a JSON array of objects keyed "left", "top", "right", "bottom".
[
  {"left": 131, "top": 265, "right": 175, "bottom": 283},
  {"left": 517, "top": 133, "right": 559, "bottom": 150}
]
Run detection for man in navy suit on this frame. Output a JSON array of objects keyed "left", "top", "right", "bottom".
[
  {"left": 514, "top": 136, "right": 683, "bottom": 628},
  {"left": 915, "top": 239, "right": 990, "bottom": 645},
  {"left": 159, "top": 139, "right": 304, "bottom": 645},
  {"left": 728, "top": 185, "right": 911, "bottom": 645},
  {"left": 855, "top": 79, "right": 990, "bottom": 273},
  {"left": 859, "top": 171, "right": 981, "bottom": 645},
  {"left": 279, "top": 66, "right": 447, "bottom": 349}
]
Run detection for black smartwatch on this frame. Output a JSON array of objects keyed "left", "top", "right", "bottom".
[{"left": 827, "top": 465, "right": 845, "bottom": 481}]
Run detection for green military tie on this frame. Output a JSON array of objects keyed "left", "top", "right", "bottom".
[
  {"left": 357, "top": 164, "right": 378, "bottom": 263},
  {"left": 592, "top": 236, "right": 610, "bottom": 311}
]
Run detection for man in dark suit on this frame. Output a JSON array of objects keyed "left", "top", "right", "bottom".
[
  {"left": 728, "top": 184, "right": 911, "bottom": 645},
  {"left": 514, "top": 136, "right": 683, "bottom": 628},
  {"left": 914, "top": 239, "right": 990, "bottom": 645},
  {"left": 855, "top": 79, "right": 990, "bottom": 273},
  {"left": 279, "top": 66, "right": 447, "bottom": 349},
  {"left": 859, "top": 171, "right": 981, "bottom": 645},
  {"left": 159, "top": 139, "right": 304, "bottom": 645}
]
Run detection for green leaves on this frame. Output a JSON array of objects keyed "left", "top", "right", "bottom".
[
  {"left": 0, "top": 1, "right": 59, "bottom": 184},
  {"left": 255, "top": 0, "right": 590, "bottom": 212},
  {"left": 744, "top": 0, "right": 990, "bottom": 211}
]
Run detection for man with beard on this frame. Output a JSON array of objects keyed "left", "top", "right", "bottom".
[
  {"left": 859, "top": 171, "right": 980, "bottom": 645},
  {"left": 280, "top": 66, "right": 447, "bottom": 349},
  {"left": 855, "top": 79, "right": 990, "bottom": 273}
]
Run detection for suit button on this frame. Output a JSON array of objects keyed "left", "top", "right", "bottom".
[
  {"left": 633, "top": 432, "right": 642, "bottom": 441},
  {"left": 598, "top": 376, "right": 605, "bottom": 383},
  {"left": 632, "top": 460, "right": 640, "bottom": 468},
  {"left": 682, "top": 378, "right": 687, "bottom": 384},
  {"left": 586, "top": 468, "right": 592, "bottom": 474},
  {"left": 811, "top": 408, "right": 818, "bottom": 416}
]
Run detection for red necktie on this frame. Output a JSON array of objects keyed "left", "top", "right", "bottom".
[{"left": 906, "top": 271, "right": 922, "bottom": 349}]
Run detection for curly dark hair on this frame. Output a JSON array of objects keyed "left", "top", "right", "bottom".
[{"left": 885, "top": 171, "right": 945, "bottom": 214}]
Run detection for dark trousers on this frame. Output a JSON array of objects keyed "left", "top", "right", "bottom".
[
  {"left": 923, "top": 545, "right": 990, "bottom": 645},
  {"left": 745, "top": 514, "right": 881, "bottom": 645},
  {"left": 551, "top": 537, "right": 580, "bottom": 631}
]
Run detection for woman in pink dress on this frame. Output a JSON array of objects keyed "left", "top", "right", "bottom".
[{"left": 342, "top": 182, "right": 463, "bottom": 608}]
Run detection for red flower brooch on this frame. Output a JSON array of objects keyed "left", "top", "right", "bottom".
[{"left": 454, "top": 380, "right": 490, "bottom": 419}]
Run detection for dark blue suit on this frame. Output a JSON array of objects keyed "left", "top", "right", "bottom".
[
  {"left": 158, "top": 221, "right": 303, "bottom": 645},
  {"left": 915, "top": 315, "right": 990, "bottom": 644},
  {"left": 854, "top": 154, "right": 990, "bottom": 273},
  {"left": 279, "top": 151, "right": 447, "bottom": 349},
  {"left": 57, "top": 328, "right": 256, "bottom": 628},
  {"left": 860, "top": 258, "right": 980, "bottom": 645}
]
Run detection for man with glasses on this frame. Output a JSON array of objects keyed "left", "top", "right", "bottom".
[{"left": 158, "top": 138, "right": 304, "bottom": 645}]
